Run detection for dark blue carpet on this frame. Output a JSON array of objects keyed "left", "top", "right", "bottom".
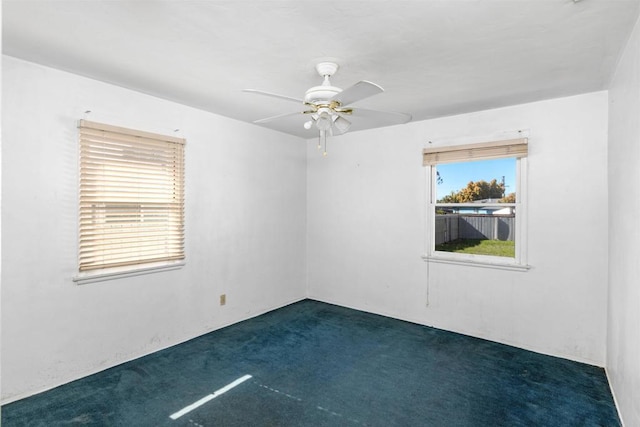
[{"left": 1, "top": 300, "right": 620, "bottom": 426}]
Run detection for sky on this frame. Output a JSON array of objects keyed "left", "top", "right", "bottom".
[{"left": 435, "top": 158, "right": 516, "bottom": 200}]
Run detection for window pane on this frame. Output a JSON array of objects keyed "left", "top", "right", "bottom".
[
  {"left": 434, "top": 157, "right": 517, "bottom": 258},
  {"left": 434, "top": 210, "right": 516, "bottom": 258},
  {"left": 435, "top": 158, "right": 516, "bottom": 202}
]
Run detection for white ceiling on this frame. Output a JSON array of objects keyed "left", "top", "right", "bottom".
[{"left": 3, "top": 0, "right": 640, "bottom": 138}]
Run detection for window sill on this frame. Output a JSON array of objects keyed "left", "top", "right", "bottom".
[
  {"left": 422, "top": 254, "right": 530, "bottom": 272},
  {"left": 73, "top": 261, "right": 185, "bottom": 285}
]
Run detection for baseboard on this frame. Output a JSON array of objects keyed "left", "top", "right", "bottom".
[
  {"left": 306, "top": 295, "right": 605, "bottom": 368},
  {"left": 1, "top": 296, "right": 307, "bottom": 406},
  {"left": 605, "top": 368, "right": 626, "bottom": 427}
]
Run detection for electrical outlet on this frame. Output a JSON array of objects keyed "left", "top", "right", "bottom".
[{"left": 219, "top": 294, "right": 226, "bottom": 306}]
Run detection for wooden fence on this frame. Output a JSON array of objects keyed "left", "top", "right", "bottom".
[{"left": 435, "top": 214, "right": 514, "bottom": 245}]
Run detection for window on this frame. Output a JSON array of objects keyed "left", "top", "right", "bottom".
[
  {"left": 423, "top": 138, "right": 528, "bottom": 269},
  {"left": 78, "top": 120, "right": 185, "bottom": 275}
]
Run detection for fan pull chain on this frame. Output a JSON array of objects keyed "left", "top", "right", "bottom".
[
  {"left": 323, "top": 134, "right": 328, "bottom": 156},
  {"left": 317, "top": 131, "right": 328, "bottom": 156}
]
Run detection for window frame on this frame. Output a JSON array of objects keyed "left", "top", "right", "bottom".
[
  {"left": 423, "top": 138, "right": 529, "bottom": 271},
  {"left": 74, "top": 120, "right": 186, "bottom": 284}
]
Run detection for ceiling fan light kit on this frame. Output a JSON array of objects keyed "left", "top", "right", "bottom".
[
  {"left": 245, "top": 61, "right": 411, "bottom": 156},
  {"left": 333, "top": 115, "right": 352, "bottom": 134}
]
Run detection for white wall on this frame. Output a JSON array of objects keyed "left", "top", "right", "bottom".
[
  {"left": 0, "top": 1, "right": 4, "bottom": 408},
  {"left": 0, "top": 54, "right": 618, "bottom": 406},
  {"left": 307, "top": 92, "right": 609, "bottom": 366},
  {"left": 607, "top": 13, "right": 640, "bottom": 427},
  {"left": 0, "top": 56, "right": 307, "bottom": 402}
]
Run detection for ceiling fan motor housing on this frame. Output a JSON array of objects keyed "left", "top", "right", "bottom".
[
  {"left": 304, "top": 61, "right": 342, "bottom": 104},
  {"left": 304, "top": 85, "right": 341, "bottom": 104}
]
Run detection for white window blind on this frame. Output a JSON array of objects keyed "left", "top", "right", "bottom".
[
  {"left": 78, "top": 120, "right": 185, "bottom": 272},
  {"left": 423, "top": 138, "right": 528, "bottom": 166}
]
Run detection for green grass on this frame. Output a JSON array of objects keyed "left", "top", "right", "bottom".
[{"left": 436, "top": 239, "right": 515, "bottom": 257}]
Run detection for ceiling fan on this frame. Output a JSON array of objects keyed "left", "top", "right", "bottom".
[{"left": 244, "top": 62, "right": 412, "bottom": 155}]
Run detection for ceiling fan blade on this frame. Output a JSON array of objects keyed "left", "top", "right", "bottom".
[
  {"left": 243, "top": 89, "right": 303, "bottom": 104},
  {"left": 253, "top": 111, "right": 303, "bottom": 124},
  {"left": 351, "top": 107, "right": 412, "bottom": 125},
  {"left": 331, "top": 81, "right": 383, "bottom": 106}
]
